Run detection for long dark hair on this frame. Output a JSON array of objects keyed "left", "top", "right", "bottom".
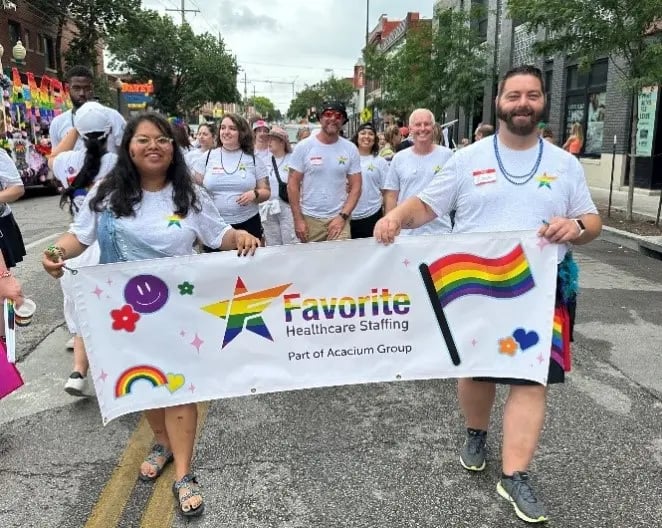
[
  {"left": 351, "top": 126, "right": 379, "bottom": 156},
  {"left": 60, "top": 132, "right": 109, "bottom": 215},
  {"left": 90, "top": 112, "right": 200, "bottom": 218},
  {"left": 219, "top": 113, "right": 254, "bottom": 155}
]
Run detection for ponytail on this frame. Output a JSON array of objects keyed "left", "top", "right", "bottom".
[{"left": 60, "top": 132, "right": 108, "bottom": 215}]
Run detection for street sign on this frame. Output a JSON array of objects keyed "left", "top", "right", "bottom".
[{"left": 360, "top": 107, "right": 372, "bottom": 123}]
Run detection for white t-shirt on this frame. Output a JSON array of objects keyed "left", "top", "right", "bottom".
[
  {"left": 185, "top": 148, "right": 209, "bottom": 172},
  {"left": 192, "top": 148, "right": 269, "bottom": 224},
  {"left": 383, "top": 145, "right": 453, "bottom": 235},
  {"left": 255, "top": 147, "right": 271, "bottom": 166},
  {"left": 352, "top": 154, "right": 388, "bottom": 219},
  {"left": 53, "top": 151, "right": 117, "bottom": 217},
  {"left": 0, "top": 148, "right": 24, "bottom": 217},
  {"left": 71, "top": 183, "right": 231, "bottom": 255},
  {"left": 267, "top": 153, "right": 292, "bottom": 201},
  {"left": 289, "top": 135, "right": 362, "bottom": 218},
  {"left": 418, "top": 136, "right": 598, "bottom": 260},
  {"left": 49, "top": 107, "right": 126, "bottom": 153}
]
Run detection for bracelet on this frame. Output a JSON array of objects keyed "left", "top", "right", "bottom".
[
  {"left": 0, "top": 270, "right": 11, "bottom": 278},
  {"left": 46, "top": 244, "right": 66, "bottom": 260}
]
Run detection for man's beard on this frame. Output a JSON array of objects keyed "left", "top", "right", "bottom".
[{"left": 497, "top": 103, "right": 543, "bottom": 136}]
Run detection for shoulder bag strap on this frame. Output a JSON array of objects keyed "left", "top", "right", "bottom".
[{"left": 271, "top": 155, "right": 285, "bottom": 185}]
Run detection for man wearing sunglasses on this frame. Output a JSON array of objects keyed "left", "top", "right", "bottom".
[{"left": 288, "top": 101, "right": 362, "bottom": 243}]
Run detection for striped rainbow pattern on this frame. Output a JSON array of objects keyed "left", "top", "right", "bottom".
[
  {"left": 115, "top": 365, "right": 168, "bottom": 398},
  {"left": 550, "top": 311, "right": 564, "bottom": 367},
  {"left": 430, "top": 244, "right": 535, "bottom": 307}
]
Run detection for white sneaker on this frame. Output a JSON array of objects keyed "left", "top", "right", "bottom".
[
  {"left": 65, "top": 337, "right": 75, "bottom": 350},
  {"left": 64, "top": 372, "right": 87, "bottom": 397}
]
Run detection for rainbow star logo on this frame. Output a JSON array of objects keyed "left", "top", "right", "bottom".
[
  {"left": 338, "top": 156, "right": 348, "bottom": 165},
  {"left": 367, "top": 163, "right": 376, "bottom": 172},
  {"left": 201, "top": 277, "right": 291, "bottom": 348},
  {"left": 433, "top": 165, "right": 443, "bottom": 175},
  {"left": 167, "top": 214, "right": 183, "bottom": 227},
  {"left": 536, "top": 173, "right": 557, "bottom": 189}
]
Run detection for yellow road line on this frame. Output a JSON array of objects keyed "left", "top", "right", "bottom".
[
  {"left": 84, "top": 415, "right": 153, "bottom": 528},
  {"left": 140, "top": 402, "right": 210, "bottom": 527}
]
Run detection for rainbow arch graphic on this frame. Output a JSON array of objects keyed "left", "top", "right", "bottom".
[{"left": 115, "top": 365, "right": 168, "bottom": 398}]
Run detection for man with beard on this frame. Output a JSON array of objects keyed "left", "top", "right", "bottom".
[
  {"left": 287, "top": 101, "right": 361, "bottom": 242},
  {"left": 373, "top": 66, "right": 602, "bottom": 524},
  {"left": 382, "top": 108, "right": 453, "bottom": 236},
  {"left": 49, "top": 66, "right": 125, "bottom": 154}
]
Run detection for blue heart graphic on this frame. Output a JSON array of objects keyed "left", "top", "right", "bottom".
[{"left": 512, "top": 328, "right": 539, "bottom": 351}]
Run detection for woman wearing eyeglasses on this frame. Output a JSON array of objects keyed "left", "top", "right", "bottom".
[
  {"left": 42, "top": 112, "right": 260, "bottom": 518},
  {"left": 192, "top": 113, "right": 270, "bottom": 247}
]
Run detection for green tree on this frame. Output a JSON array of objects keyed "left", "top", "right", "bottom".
[
  {"left": 247, "top": 96, "right": 277, "bottom": 120},
  {"left": 106, "top": 10, "right": 240, "bottom": 115},
  {"left": 287, "top": 77, "right": 355, "bottom": 120},
  {"left": 507, "top": 0, "right": 662, "bottom": 219}
]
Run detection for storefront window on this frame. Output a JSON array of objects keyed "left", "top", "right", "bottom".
[{"left": 564, "top": 60, "right": 608, "bottom": 157}]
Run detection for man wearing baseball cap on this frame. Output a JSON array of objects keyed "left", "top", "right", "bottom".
[{"left": 287, "top": 101, "right": 362, "bottom": 242}]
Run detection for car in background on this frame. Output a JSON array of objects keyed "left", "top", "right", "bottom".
[{"left": 283, "top": 123, "right": 321, "bottom": 146}]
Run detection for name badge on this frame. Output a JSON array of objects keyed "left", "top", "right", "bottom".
[
  {"left": 472, "top": 168, "right": 497, "bottom": 185},
  {"left": 211, "top": 166, "right": 225, "bottom": 174},
  {"left": 310, "top": 156, "right": 323, "bottom": 166}
]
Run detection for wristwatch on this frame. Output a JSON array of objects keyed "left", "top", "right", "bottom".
[
  {"left": 339, "top": 212, "right": 349, "bottom": 221},
  {"left": 573, "top": 218, "right": 586, "bottom": 237}
]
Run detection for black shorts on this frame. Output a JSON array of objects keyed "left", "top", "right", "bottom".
[
  {"left": 0, "top": 213, "right": 25, "bottom": 268},
  {"left": 202, "top": 213, "right": 263, "bottom": 253},
  {"left": 350, "top": 209, "right": 383, "bottom": 239}
]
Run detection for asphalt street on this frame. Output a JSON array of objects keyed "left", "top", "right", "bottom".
[{"left": 0, "top": 192, "right": 661, "bottom": 528}]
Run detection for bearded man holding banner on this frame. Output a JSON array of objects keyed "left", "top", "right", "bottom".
[{"left": 374, "top": 66, "right": 602, "bottom": 524}]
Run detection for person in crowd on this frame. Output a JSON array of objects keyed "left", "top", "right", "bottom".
[
  {"left": 287, "top": 101, "right": 362, "bottom": 243},
  {"left": 459, "top": 137, "right": 471, "bottom": 148},
  {"left": 374, "top": 65, "right": 602, "bottom": 524},
  {"left": 192, "top": 113, "right": 270, "bottom": 244},
  {"left": 0, "top": 254, "right": 23, "bottom": 306},
  {"left": 563, "top": 122, "right": 583, "bottom": 156},
  {"left": 350, "top": 122, "right": 388, "bottom": 238},
  {"left": 474, "top": 123, "right": 495, "bottom": 141},
  {"left": 395, "top": 126, "right": 413, "bottom": 152},
  {"left": 379, "top": 125, "right": 402, "bottom": 162},
  {"left": 185, "top": 123, "right": 216, "bottom": 171},
  {"left": 377, "top": 132, "right": 386, "bottom": 151},
  {"left": 260, "top": 126, "right": 297, "bottom": 246},
  {"left": 0, "top": 140, "right": 26, "bottom": 341},
  {"left": 42, "top": 112, "right": 260, "bottom": 518},
  {"left": 382, "top": 108, "right": 453, "bottom": 237},
  {"left": 172, "top": 124, "right": 192, "bottom": 155},
  {"left": 49, "top": 66, "right": 125, "bottom": 154},
  {"left": 433, "top": 122, "right": 444, "bottom": 146},
  {"left": 296, "top": 126, "right": 311, "bottom": 142},
  {"left": 252, "top": 119, "right": 271, "bottom": 163},
  {"left": 541, "top": 125, "right": 555, "bottom": 144},
  {"left": 47, "top": 102, "right": 118, "bottom": 396}
]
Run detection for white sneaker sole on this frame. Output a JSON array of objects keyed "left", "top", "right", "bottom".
[
  {"left": 459, "top": 455, "right": 486, "bottom": 472},
  {"left": 496, "top": 481, "right": 548, "bottom": 523}
]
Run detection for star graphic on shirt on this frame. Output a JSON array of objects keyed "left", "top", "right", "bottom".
[
  {"left": 338, "top": 156, "right": 348, "bottom": 165},
  {"left": 201, "top": 277, "right": 292, "bottom": 348},
  {"left": 433, "top": 165, "right": 443, "bottom": 175},
  {"left": 238, "top": 163, "right": 247, "bottom": 172},
  {"left": 367, "top": 163, "right": 376, "bottom": 172},
  {"left": 536, "top": 172, "right": 557, "bottom": 189},
  {"left": 167, "top": 213, "right": 183, "bottom": 228}
]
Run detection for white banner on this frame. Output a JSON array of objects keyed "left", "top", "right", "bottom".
[{"left": 73, "top": 231, "right": 558, "bottom": 424}]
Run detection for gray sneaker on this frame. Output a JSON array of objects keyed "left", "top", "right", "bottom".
[
  {"left": 459, "top": 428, "right": 487, "bottom": 471},
  {"left": 497, "top": 471, "right": 548, "bottom": 523}
]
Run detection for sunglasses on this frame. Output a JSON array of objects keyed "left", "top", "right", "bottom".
[{"left": 321, "top": 110, "right": 344, "bottom": 120}]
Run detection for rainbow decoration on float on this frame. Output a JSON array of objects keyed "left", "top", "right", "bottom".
[
  {"left": 428, "top": 244, "right": 535, "bottom": 307},
  {"left": 115, "top": 365, "right": 168, "bottom": 398}
]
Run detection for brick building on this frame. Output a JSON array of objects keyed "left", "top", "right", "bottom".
[{"left": 434, "top": 0, "right": 661, "bottom": 191}]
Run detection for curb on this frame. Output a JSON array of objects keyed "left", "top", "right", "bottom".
[{"left": 600, "top": 226, "right": 662, "bottom": 259}]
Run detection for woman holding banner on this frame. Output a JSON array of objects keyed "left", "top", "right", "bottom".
[{"left": 42, "top": 112, "right": 260, "bottom": 518}]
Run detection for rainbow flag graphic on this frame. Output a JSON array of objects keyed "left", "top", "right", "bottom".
[
  {"left": 429, "top": 244, "right": 535, "bottom": 307},
  {"left": 419, "top": 244, "right": 535, "bottom": 366}
]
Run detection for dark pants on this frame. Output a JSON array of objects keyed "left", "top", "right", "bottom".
[
  {"left": 350, "top": 209, "right": 383, "bottom": 239},
  {"left": 203, "top": 213, "right": 263, "bottom": 252}
]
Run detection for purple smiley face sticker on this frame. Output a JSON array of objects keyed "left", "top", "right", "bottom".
[{"left": 124, "top": 275, "right": 169, "bottom": 314}]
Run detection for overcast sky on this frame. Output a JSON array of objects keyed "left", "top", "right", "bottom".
[{"left": 139, "top": 0, "right": 434, "bottom": 113}]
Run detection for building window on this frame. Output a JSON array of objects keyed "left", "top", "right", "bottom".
[
  {"left": 44, "top": 36, "right": 56, "bottom": 70},
  {"left": 564, "top": 60, "right": 608, "bottom": 156},
  {"left": 36, "top": 33, "right": 45, "bottom": 54},
  {"left": 24, "top": 30, "right": 31, "bottom": 50},
  {"left": 543, "top": 61, "right": 554, "bottom": 121},
  {"left": 8, "top": 20, "right": 21, "bottom": 46}
]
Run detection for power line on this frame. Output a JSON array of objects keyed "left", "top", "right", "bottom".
[{"left": 165, "top": 0, "right": 199, "bottom": 25}]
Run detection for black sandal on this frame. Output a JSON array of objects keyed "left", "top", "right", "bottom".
[
  {"left": 172, "top": 474, "right": 205, "bottom": 517},
  {"left": 138, "top": 443, "right": 173, "bottom": 482}
]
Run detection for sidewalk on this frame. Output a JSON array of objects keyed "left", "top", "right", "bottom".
[{"left": 590, "top": 186, "right": 662, "bottom": 257}]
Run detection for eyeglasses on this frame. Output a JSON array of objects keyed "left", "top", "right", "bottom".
[
  {"left": 131, "top": 135, "right": 173, "bottom": 147},
  {"left": 321, "top": 110, "right": 344, "bottom": 120}
]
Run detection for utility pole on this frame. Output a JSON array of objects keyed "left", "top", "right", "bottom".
[{"left": 166, "top": 0, "right": 199, "bottom": 25}]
